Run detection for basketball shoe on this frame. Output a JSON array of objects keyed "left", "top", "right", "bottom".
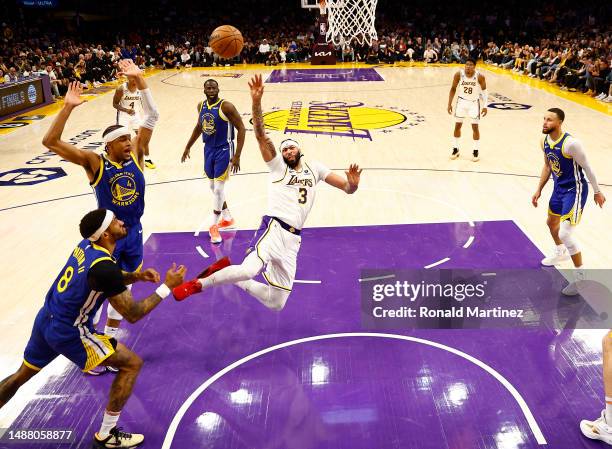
[
  {"left": 450, "top": 148, "right": 460, "bottom": 159},
  {"left": 93, "top": 427, "right": 144, "bottom": 448},
  {"left": 144, "top": 159, "right": 156, "bottom": 169},
  {"left": 580, "top": 410, "right": 612, "bottom": 445},
  {"left": 541, "top": 246, "right": 570, "bottom": 266},
  {"left": 209, "top": 224, "right": 222, "bottom": 243},
  {"left": 172, "top": 256, "right": 231, "bottom": 301},
  {"left": 217, "top": 218, "right": 235, "bottom": 230},
  {"left": 472, "top": 150, "right": 480, "bottom": 162}
]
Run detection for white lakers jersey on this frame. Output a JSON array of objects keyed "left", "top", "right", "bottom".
[
  {"left": 119, "top": 83, "right": 143, "bottom": 116},
  {"left": 266, "top": 153, "right": 331, "bottom": 230},
  {"left": 457, "top": 70, "right": 480, "bottom": 101}
]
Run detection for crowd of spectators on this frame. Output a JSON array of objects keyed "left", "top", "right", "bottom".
[{"left": 1, "top": 0, "right": 610, "bottom": 102}]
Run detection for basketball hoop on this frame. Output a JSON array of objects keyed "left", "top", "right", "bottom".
[{"left": 323, "top": 0, "right": 378, "bottom": 47}]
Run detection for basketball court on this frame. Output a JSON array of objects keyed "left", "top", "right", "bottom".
[{"left": 1, "top": 5, "right": 612, "bottom": 446}]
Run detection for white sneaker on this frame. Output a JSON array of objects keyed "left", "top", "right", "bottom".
[
  {"left": 562, "top": 281, "right": 579, "bottom": 296},
  {"left": 562, "top": 269, "right": 585, "bottom": 296},
  {"left": 596, "top": 93, "right": 606, "bottom": 100},
  {"left": 581, "top": 410, "right": 612, "bottom": 445},
  {"left": 541, "top": 246, "right": 570, "bottom": 266},
  {"left": 93, "top": 427, "right": 144, "bottom": 448}
]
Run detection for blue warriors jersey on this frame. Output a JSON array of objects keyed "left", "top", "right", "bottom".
[
  {"left": 43, "top": 240, "right": 113, "bottom": 330},
  {"left": 92, "top": 153, "right": 145, "bottom": 226},
  {"left": 543, "top": 132, "right": 585, "bottom": 190},
  {"left": 199, "top": 99, "right": 235, "bottom": 149}
]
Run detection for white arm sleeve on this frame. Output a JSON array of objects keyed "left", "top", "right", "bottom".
[
  {"left": 139, "top": 88, "right": 159, "bottom": 130},
  {"left": 564, "top": 137, "right": 601, "bottom": 193}
]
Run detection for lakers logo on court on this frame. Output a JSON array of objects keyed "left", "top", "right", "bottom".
[
  {"left": 257, "top": 101, "right": 424, "bottom": 140},
  {"left": 110, "top": 172, "right": 139, "bottom": 206}
]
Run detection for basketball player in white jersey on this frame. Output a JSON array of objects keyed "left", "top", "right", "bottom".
[
  {"left": 172, "top": 74, "right": 362, "bottom": 311},
  {"left": 447, "top": 58, "right": 488, "bottom": 161},
  {"left": 113, "top": 78, "right": 156, "bottom": 169}
]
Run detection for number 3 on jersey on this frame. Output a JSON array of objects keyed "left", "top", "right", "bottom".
[
  {"left": 298, "top": 188, "right": 307, "bottom": 204},
  {"left": 57, "top": 266, "right": 74, "bottom": 293}
]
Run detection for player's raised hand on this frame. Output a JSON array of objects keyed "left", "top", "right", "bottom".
[
  {"left": 64, "top": 81, "right": 85, "bottom": 108},
  {"left": 117, "top": 59, "right": 142, "bottom": 78},
  {"left": 164, "top": 263, "right": 187, "bottom": 289},
  {"left": 249, "top": 74, "right": 264, "bottom": 101},
  {"left": 595, "top": 192, "right": 606, "bottom": 208},
  {"left": 531, "top": 190, "right": 541, "bottom": 207},
  {"left": 139, "top": 268, "right": 160, "bottom": 283},
  {"left": 346, "top": 163, "right": 363, "bottom": 188}
]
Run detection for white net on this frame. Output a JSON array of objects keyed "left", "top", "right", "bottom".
[{"left": 324, "top": 0, "right": 378, "bottom": 47}]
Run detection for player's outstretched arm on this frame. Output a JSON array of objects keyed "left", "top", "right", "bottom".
[
  {"left": 117, "top": 59, "right": 159, "bottom": 164},
  {"left": 42, "top": 81, "right": 100, "bottom": 181},
  {"left": 249, "top": 74, "right": 276, "bottom": 162},
  {"left": 122, "top": 268, "right": 160, "bottom": 285},
  {"left": 108, "top": 263, "right": 186, "bottom": 323},
  {"left": 222, "top": 101, "right": 246, "bottom": 173},
  {"left": 447, "top": 72, "right": 460, "bottom": 114},
  {"left": 324, "top": 164, "right": 362, "bottom": 194}
]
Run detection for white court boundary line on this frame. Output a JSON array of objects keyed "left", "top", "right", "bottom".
[
  {"left": 359, "top": 187, "right": 476, "bottom": 269},
  {"left": 161, "top": 332, "right": 546, "bottom": 448}
]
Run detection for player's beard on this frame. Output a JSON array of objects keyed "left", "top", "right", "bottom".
[
  {"left": 283, "top": 152, "right": 301, "bottom": 169},
  {"left": 542, "top": 127, "right": 555, "bottom": 134}
]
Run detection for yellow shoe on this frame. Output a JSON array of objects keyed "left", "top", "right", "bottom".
[{"left": 144, "top": 159, "right": 156, "bottom": 169}]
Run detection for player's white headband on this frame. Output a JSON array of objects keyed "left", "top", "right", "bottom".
[
  {"left": 103, "top": 126, "right": 131, "bottom": 144},
  {"left": 88, "top": 210, "right": 115, "bottom": 242},
  {"left": 279, "top": 139, "right": 300, "bottom": 151}
]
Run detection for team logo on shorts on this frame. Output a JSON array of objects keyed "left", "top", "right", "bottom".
[
  {"left": 252, "top": 100, "right": 425, "bottom": 141},
  {"left": 201, "top": 113, "right": 216, "bottom": 135},
  {"left": 546, "top": 152, "right": 562, "bottom": 177},
  {"left": 110, "top": 172, "right": 139, "bottom": 206}
]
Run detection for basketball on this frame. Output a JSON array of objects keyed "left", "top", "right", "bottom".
[{"left": 209, "top": 25, "right": 244, "bottom": 59}]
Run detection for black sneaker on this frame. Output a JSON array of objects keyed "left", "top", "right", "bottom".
[
  {"left": 450, "top": 148, "right": 460, "bottom": 159},
  {"left": 92, "top": 427, "right": 144, "bottom": 448},
  {"left": 472, "top": 150, "right": 480, "bottom": 162},
  {"left": 144, "top": 159, "right": 156, "bottom": 169}
]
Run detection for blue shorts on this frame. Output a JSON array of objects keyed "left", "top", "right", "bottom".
[
  {"left": 114, "top": 222, "right": 143, "bottom": 272},
  {"left": 24, "top": 308, "right": 116, "bottom": 372},
  {"left": 548, "top": 180, "right": 588, "bottom": 224},
  {"left": 204, "top": 145, "right": 233, "bottom": 181}
]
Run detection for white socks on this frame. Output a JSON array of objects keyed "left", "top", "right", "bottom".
[
  {"left": 453, "top": 137, "right": 460, "bottom": 149},
  {"left": 474, "top": 140, "right": 480, "bottom": 151},
  {"left": 606, "top": 397, "right": 612, "bottom": 423},
  {"left": 98, "top": 410, "right": 120, "bottom": 439}
]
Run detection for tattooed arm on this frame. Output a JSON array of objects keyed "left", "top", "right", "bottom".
[
  {"left": 108, "top": 263, "right": 186, "bottom": 323},
  {"left": 248, "top": 74, "right": 276, "bottom": 162}
]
